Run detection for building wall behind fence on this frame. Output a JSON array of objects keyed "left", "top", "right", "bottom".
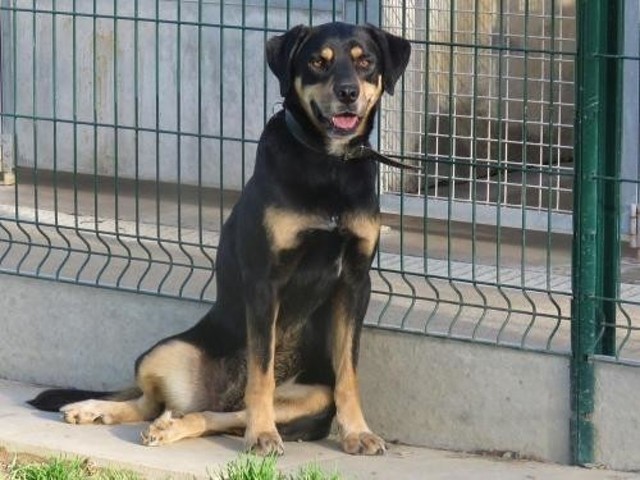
[
  {"left": 6, "top": 0, "right": 339, "bottom": 190},
  {"left": 380, "top": 0, "right": 576, "bottom": 216}
]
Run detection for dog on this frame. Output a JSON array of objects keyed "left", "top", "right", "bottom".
[{"left": 29, "top": 22, "right": 411, "bottom": 456}]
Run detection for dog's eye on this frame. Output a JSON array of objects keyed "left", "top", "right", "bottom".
[
  {"left": 310, "top": 58, "right": 327, "bottom": 70},
  {"left": 356, "top": 57, "right": 372, "bottom": 69}
]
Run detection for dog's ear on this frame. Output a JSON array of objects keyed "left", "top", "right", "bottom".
[
  {"left": 266, "top": 25, "right": 311, "bottom": 97},
  {"left": 364, "top": 24, "right": 411, "bottom": 95}
]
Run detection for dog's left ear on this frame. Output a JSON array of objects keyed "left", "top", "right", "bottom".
[
  {"left": 266, "top": 25, "right": 311, "bottom": 97},
  {"left": 364, "top": 25, "right": 411, "bottom": 95}
]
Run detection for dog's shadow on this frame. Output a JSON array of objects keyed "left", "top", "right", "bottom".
[
  {"left": 20, "top": 395, "right": 342, "bottom": 456},
  {"left": 20, "top": 402, "right": 241, "bottom": 454},
  {"left": 106, "top": 424, "right": 344, "bottom": 457},
  {"left": 108, "top": 423, "right": 243, "bottom": 453}
]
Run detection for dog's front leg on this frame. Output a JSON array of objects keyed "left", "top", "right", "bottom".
[
  {"left": 330, "top": 276, "right": 385, "bottom": 455},
  {"left": 243, "top": 281, "right": 283, "bottom": 456},
  {"left": 330, "top": 213, "right": 385, "bottom": 455}
]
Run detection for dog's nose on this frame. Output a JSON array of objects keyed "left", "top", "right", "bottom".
[{"left": 335, "top": 83, "right": 359, "bottom": 104}]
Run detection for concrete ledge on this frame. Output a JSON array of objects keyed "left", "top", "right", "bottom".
[
  {"left": 0, "top": 275, "right": 207, "bottom": 390},
  {"left": 0, "top": 380, "right": 631, "bottom": 480},
  {"left": 359, "top": 329, "right": 571, "bottom": 464},
  {"left": 595, "top": 361, "right": 640, "bottom": 471},
  {"left": 1, "top": 275, "right": 639, "bottom": 472}
]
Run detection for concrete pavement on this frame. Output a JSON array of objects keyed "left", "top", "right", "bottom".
[{"left": 0, "top": 379, "right": 637, "bottom": 480}]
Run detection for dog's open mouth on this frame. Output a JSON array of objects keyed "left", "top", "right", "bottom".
[
  {"left": 310, "top": 102, "right": 362, "bottom": 136},
  {"left": 331, "top": 113, "right": 360, "bottom": 133}
]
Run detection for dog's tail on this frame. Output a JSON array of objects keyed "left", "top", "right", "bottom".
[{"left": 27, "top": 387, "right": 141, "bottom": 412}]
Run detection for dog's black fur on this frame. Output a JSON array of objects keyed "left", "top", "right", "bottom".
[{"left": 29, "top": 22, "right": 411, "bottom": 456}]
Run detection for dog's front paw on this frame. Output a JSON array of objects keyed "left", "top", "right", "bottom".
[
  {"left": 341, "top": 431, "right": 386, "bottom": 455},
  {"left": 60, "top": 400, "right": 112, "bottom": 425},
  {"left": 141, "top": 411, "right": 183, "bottom": 446},
  {"left": 244, "top": 430, "right": 284, "bottom": 456}
]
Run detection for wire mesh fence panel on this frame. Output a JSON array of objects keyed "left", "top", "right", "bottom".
[
  {"left": 1, "top": 0, "right": 639, "bottom": 362},
  {"left": 372, "top": 0, "right": 577, "bottom": 353},
  {"left": 0, "top": 0, "right": 575, "bottom": 352},
  {"left": 380, "top": 0, "right": 575, "bottom": 210},
  {"left": 0, "top": 0, "right": 348, "bottom": 300}
]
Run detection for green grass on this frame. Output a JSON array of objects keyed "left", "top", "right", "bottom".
[
  {"left": 212, "top": 455, "right": 342, "bottom": 480},
  {"left": 289, "top": 463, "right": 342, "bottom": 480},
  {"left": 2, "top": 456, "right": 142, "bottom": 480},
  {"left": 1, "top": 453, "right": 342, "bottom": 480},
  {"left": 212, "top": 455, "right": 281, "bottom": 480}
]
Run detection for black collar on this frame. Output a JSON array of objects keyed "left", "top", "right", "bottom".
[{"left": 284, "top": 109, "right": 423, "bottom": 171}]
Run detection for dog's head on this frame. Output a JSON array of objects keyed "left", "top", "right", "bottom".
[{"left": 267, "top": 22, "right": 411, "bottom": 156}]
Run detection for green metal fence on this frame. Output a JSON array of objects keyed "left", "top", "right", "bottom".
[
  {"left": 0, "top": 0, "right": 638, "bottom": 466},
  {"left": 571, "top": 0, "right": 639, "bottom": 465}
]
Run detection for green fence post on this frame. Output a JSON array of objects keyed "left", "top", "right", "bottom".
[
  {"left": 599, "top": 0, "right": 624, "bottom": 358},
  {"left": 571, "top": 4, "right": 598, "bottom": 455},
  {"left": 572, "top": 0, "right": 623, "bottom": 466}
]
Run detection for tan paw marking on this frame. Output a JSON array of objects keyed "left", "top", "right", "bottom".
[
  {"left": 342, "top": 431, "right": 386, "bottom": 455},
  {"left": 141, "top": 411, "right": 182, "bottom": 446},
  {"left": 60, "top": 400, "right": 113, "bottom": 425},
  {"left": 244, "top": 430, "right": 284, "bottom": 456}
]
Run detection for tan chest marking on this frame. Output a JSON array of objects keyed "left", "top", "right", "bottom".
[
  {"left": 264, "top": 207, "right": 380, "bottom": 257},
  {"left": 340, "top": 212, "right": 381, "bottom": 257},
  {"left": 263, "top": 207, "right": 333, "bottom": 253}
]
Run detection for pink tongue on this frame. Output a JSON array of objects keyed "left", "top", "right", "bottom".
[{"left": 332, "top": 114, "right": 359, "bottom": 130}]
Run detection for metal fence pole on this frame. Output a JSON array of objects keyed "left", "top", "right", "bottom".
[
  {"left": 0, "top": 0, "right": 16, "bottom": 185},
  {"left": 600, "top": 0, "right": 624, "bottom": 358},
  {"left": 572, "top": 0, "right": 623, "bottom": 466}
]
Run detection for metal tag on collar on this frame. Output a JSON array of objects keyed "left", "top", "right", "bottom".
[
  {"left": 272, "top": 101, "right": 284, "bottom": 115},
  {"left": 328, "top": 215, "right": 340, "bottom": 229},
  {"left": 343, "top": 145, "right": 368, "bottom": 161}
]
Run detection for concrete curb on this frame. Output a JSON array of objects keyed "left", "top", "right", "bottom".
[{"left": 1, "top": 380, "right": 637, "bottom": 480}]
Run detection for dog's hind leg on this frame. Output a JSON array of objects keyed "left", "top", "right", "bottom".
[
  {"left": 141, "top": 381, "right": 334, "bottom": 447},
  {"left": 61, "top": 393, "right": 161, "bottom": 425},
  {"left": 60, "top": 339, "right": 211, "bottom": 425}
]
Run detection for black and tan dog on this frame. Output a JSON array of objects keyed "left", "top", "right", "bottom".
[{"left": 29, "top": 22, "right": 411, "bottom": 456}]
